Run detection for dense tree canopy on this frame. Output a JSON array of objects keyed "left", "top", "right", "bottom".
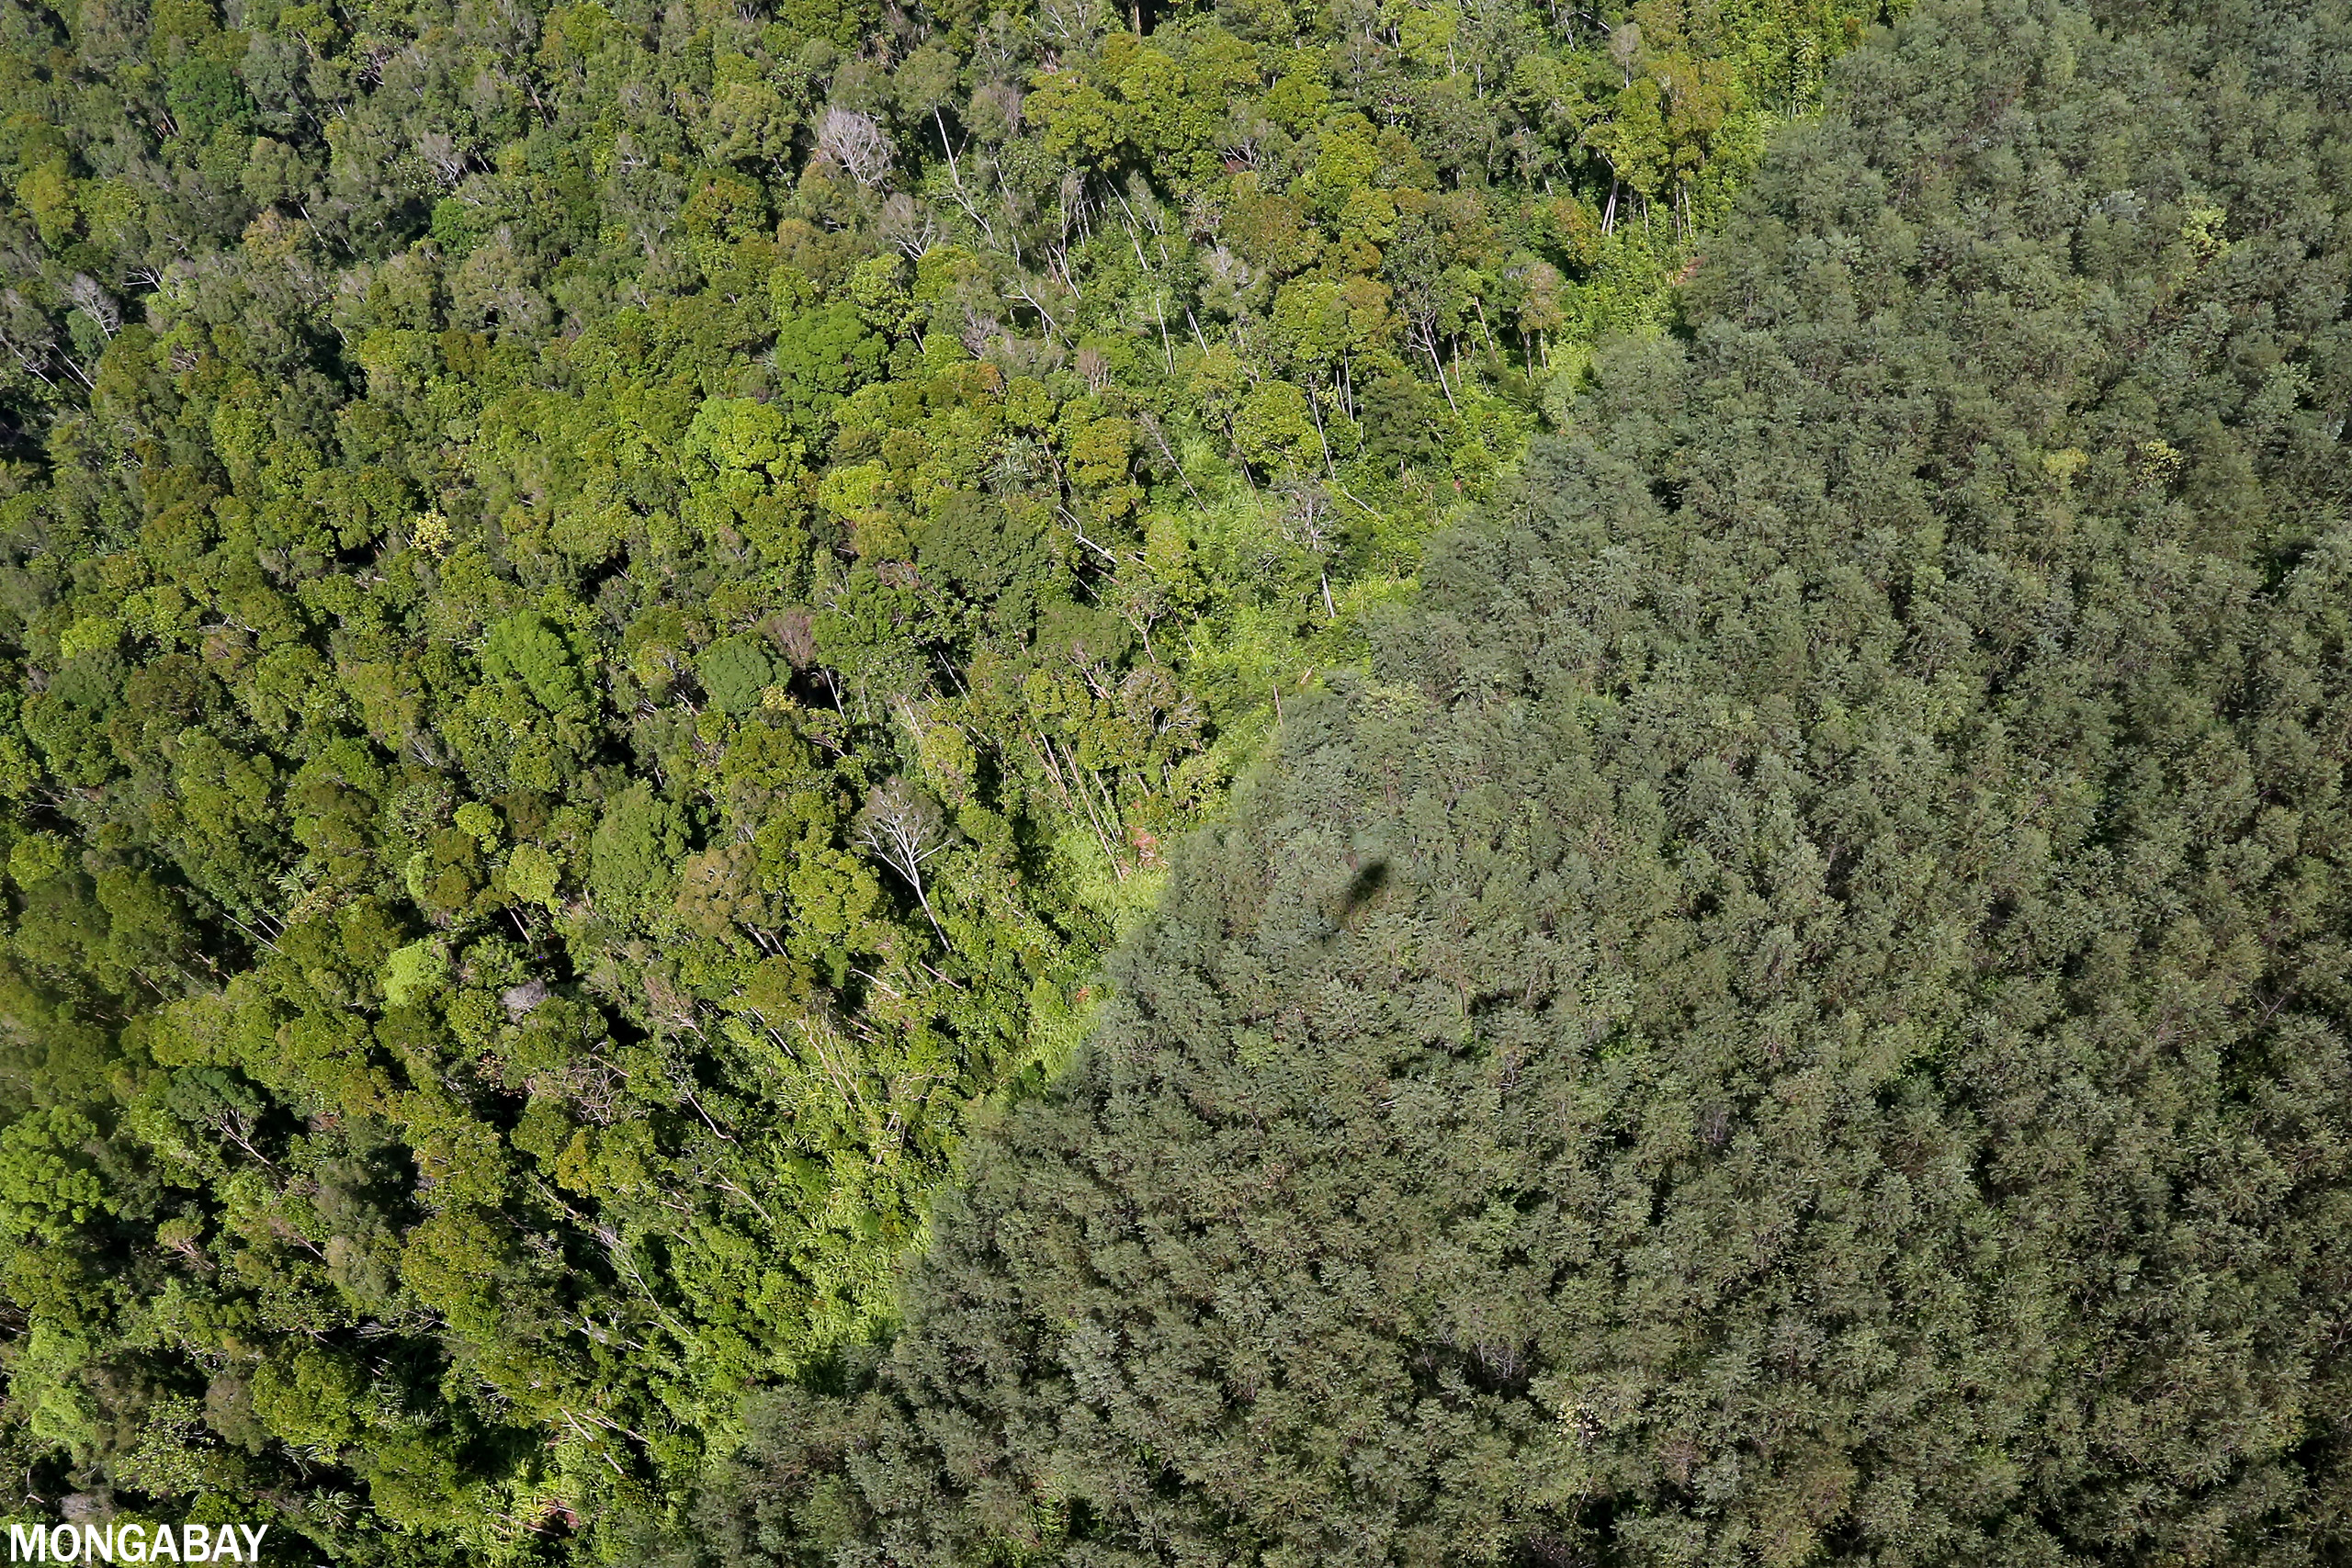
[
  {"left": 687, "top": 0, "right": 2352, "bottom": 1562},
  {"left": 0, "top": 0, "right": 1892, "bottom": 1557}
]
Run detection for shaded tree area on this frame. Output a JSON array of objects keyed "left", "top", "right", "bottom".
[
  {"left": 0, "top": 0, "right": 1894, "bottom": 1558},
  {"left": 691, "top": 0, "right": 2352, "bottom": 1562}
]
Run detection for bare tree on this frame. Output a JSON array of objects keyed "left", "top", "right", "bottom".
[
  {"left": 417, "top": 130, "right": 470, "bottom": 187},
  {"left": 817, "top": 108, "right": 894, "bottom": 189},
  {"left": 64, "top": 275, "right": 119, "bottom": 338},
  {"left": 878, "top": 193, "right": 939, "bottom": 258},
  {"left": 1609, "top": 19, "right": 1642, "bottom": 85},
  {"left": 856, "top": 778, "right": 951, "bottom": 944}
]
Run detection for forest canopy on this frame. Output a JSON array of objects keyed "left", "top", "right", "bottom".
[
  {"left": 689, "top": 0, "right": 2352, "bottom": 1563},
  {"left": 6, "top": 0, "right": 2350, "bottom": 1561},
  {"left": 0, "top": 0, "right": 1893, "bottom": 1557}
]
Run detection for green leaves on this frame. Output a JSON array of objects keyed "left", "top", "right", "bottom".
[
  {"left": 381, "top": 940, "right": 447, "bottom": 1009},
  {"left": 688, "top": 398, "right": 800, "bottom": 478},
  {"left": 1232, "top": 380, "right": 1320, "bottom": 473},
  {"left": 768, "top": 307, "right": 884, "bottom": 432},
  {"left": 164, "top": 59, "right": 249, "bottom": 144},
  {"left": 248, "top": 1346, "right": 367, "bottom": 1451},
  {"left": 0, "top": 1110, "right": 111, "bottom": 1241},
  {"left": 589, "top": 784, "right": 690, "bottom": 919},
  {"left": 481, "top": 613, "right": 588, "bottom": 722},
  {"left": 696, "top": 637, "right": 777, "bottom": 717}
]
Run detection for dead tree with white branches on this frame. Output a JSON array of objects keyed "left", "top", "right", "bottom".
[{"left": 856, "top": 777, "right": 951, "bottom": 945}]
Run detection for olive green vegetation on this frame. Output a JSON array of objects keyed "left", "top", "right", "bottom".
[
  {"left": 0, "top": 0, "right": 1886, "bottom": 1556},
  {"left": 685, "top": 0, "right": 2352, "bottom": 1563}
]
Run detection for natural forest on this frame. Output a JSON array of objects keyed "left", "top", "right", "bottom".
[{"left": 1, "top": 0, "right": 2346, "bottom": 1558}]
